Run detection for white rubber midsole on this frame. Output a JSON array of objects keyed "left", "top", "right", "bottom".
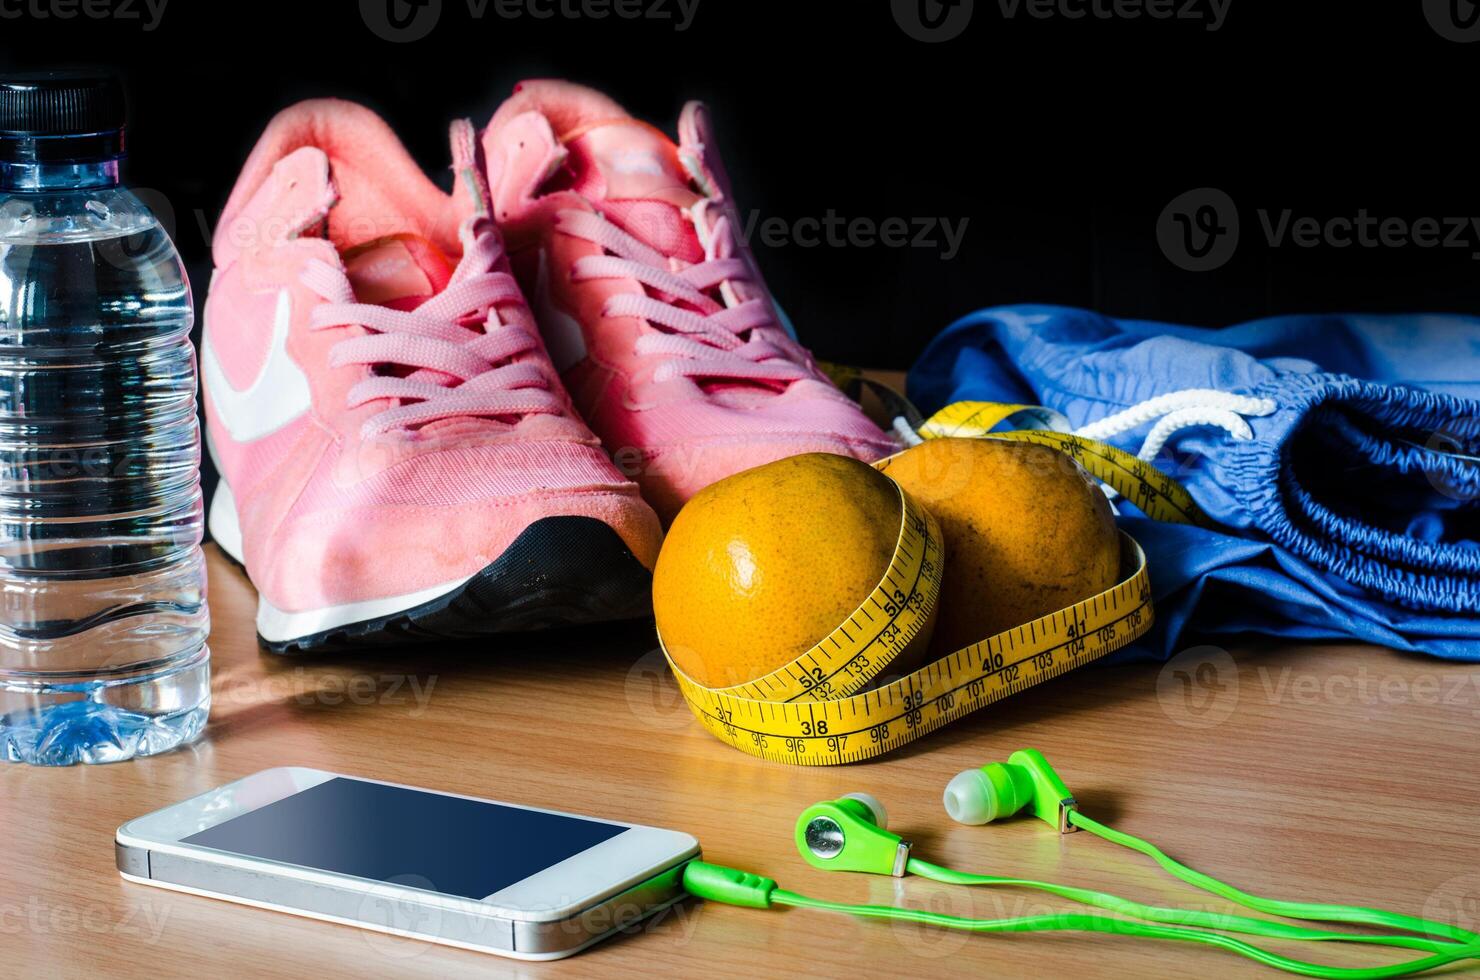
[
  {"left": 208, "top": 479, "right": 246, "bottom": 565},
  {"left": 207, "top": 478, "right": 474, "bottom": 644}
]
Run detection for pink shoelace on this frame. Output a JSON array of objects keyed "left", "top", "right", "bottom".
[
  {"left": 301, "top": 219, "right": 564, "bottom": 436},
  {"left": 557, "top": 202, "right": 810, "bottom": 386}
]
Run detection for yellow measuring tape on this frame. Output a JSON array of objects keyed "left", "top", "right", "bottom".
[
  {"left": 658, "top": 400, "right": 1203, "bottom": 765},
  {"left": 918, "top": 401, "right": 1210, "bottom": 527}
]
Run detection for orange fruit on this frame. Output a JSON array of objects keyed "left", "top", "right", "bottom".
[
  {"left": 877, "top": 437, "right": 1120, "bottom": 657},
  {"left": 653, "top": 453, "right": 936, "bottom": 689}
]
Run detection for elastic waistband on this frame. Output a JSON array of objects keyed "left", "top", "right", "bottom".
[{"left": 1230, "top": 372, "right": 1480, "bottom": 614}]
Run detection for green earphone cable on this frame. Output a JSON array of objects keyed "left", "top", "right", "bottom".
[
  {"left": 903, "top": 858, "right": 1464, "bottom": 955},
  {"left": 767, "top": 887, "right": 1480, "bottom": 980},
  {"left": 765, "top": 756, "right": 1480, "bottom": 975},
  {"left": 683, "top": 862, "right": 1480, "bottom": 978},
  {"left": 1065, "top": 810, "right": 1480, "bottom": 946}
]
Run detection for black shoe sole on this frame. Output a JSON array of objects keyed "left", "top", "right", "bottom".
[{"left": 239, "top": 516, "right": 654, "bottom": 655}]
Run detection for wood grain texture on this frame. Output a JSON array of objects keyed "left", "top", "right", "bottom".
[{"left": 4, "top": 545, "right": 1479, "bottom": 979}]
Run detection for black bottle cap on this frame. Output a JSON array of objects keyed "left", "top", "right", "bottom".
[{"left": 0, "top": 71, "right": 126, "bottom": 165}]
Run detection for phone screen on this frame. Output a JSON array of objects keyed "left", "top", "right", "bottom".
[{"left": 183, "top": 777, "right": 628, "bottom": 900}]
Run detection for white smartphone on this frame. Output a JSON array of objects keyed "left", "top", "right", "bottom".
[{"left": 115, "top": 767, "right": 701, "bottom": 960}]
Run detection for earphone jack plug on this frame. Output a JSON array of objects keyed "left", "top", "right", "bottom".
[{"left": 682, "top": 860, "right": 778, "bottom": 909}]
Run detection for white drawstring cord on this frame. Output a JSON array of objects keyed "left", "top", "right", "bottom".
[
  {"left": 1073, "top": 389, "right": 1277, "bottom": 460},
  {"left": 894, "top": 389, "right": 1275, "bottom": 464}
]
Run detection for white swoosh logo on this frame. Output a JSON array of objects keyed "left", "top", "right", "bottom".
[
  {"left": 533, "top": 249, "right": 587, "bottom": 373},
  {"left": 201, "top": 288, "right": 312, "bottom": 441}
]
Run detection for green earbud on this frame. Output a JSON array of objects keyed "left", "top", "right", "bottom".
[
  {"left": 794, "top": 792, "right": 912, "bottom": 876},
  {"left": 944, "top": 748, "right": 1080, "bottom": 833}
]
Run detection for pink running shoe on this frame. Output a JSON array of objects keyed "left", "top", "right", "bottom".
[
  {"left": 480, "top": 81, "right": 899, "bottom": 522},
  {"left": 202, "top": 100, "right": 662, "bottom": 652}
]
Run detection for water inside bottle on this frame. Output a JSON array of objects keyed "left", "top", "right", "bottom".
[{"left": 0, "top": 189, "right": 209, "bottom": 765}]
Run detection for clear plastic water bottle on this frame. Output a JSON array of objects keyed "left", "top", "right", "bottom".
[{"left": 0, "top": 72, "right": 208, "bottom": 765}]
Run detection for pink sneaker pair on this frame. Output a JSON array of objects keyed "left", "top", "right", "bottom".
[{"left": 204, "top": 82, "right": 897, "bottom": 651}]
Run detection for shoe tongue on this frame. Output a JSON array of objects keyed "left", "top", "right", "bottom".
[
  {"left": 341, "top": 234, "right": 455, "bottom": 311},
  {"left": 566, "top": 120, "right": 703, "bottom": 262},
  {"left": 339, "top": 231, "right": 485, "bottom": 429},
  {"left": 567, "top": 120, "right": 784, "bottom": 402}
]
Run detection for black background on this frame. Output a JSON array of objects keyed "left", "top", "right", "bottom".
[{"left": 2, "top": 0, "right": 1477, "bottom": 370}]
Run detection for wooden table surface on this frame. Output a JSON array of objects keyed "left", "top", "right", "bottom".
[{"left": 5, "top": 545, "right": 1480, "bottom": 978}]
